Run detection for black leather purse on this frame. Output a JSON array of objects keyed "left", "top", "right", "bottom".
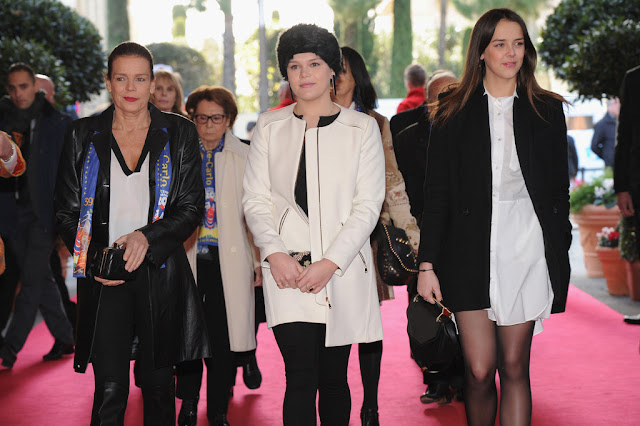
[
  {"left": 92, "top": 243, "right": 137, "bottom": 281},
  {"left": 375, "top": 223, "right": 418, "bottom": 286},
  {"left": 406, "top": 296, "right": 460, "bottom": 372}
]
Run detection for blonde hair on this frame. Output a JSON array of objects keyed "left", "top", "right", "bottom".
[{"left": 151, "top": 69, "right": 185, "bottom": 115}]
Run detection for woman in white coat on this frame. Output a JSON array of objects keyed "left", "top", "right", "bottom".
[
  {"left": 243, "top": 24, "right": 385, "bottom": 425},
  {"left": 176, "top": 86, "right": 261, "bottom": 426}
]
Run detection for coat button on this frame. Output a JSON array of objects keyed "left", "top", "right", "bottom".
[
  {"left": 463, "top": 208, "right": 470, "bottom": 215},
  {"left": 552, "top": 207, "right": 558, "bottom": 214}
]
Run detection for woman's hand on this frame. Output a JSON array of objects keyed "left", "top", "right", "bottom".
[
  {"left": 417, "top": 262, "right": 442, "bottom": 304},
  {"left": 94, "top": 276, "right": 125, "bottom": 287},
  {"left": 617, "top": 192, "right": 635, "bottom": 217},
  {"left": 295, "top": 258, "right": 338, "bottom": 294},
  {"left": 115, "top": 231, "right": 149, "bottom": 272},
  {"left": 266, "top": 252, "right": 304, "bottom": 289},
  {"left": 254, "top": 266, "right": 263, "bottom": 287}
]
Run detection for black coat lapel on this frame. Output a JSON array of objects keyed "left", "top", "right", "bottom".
[
  {"left": 147, "top": 104, "right": 173, "bottom": 169},
  {"left": 90, "top": 105, "right": 114, "bottom": 167}
]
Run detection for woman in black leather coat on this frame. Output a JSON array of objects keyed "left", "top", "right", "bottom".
[{"left": 54, "top": 42, "right": 210, "bottom": 425}]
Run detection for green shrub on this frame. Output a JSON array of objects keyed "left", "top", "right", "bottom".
[
  {"left": 146, "top": 42, "right": 214, "bottom": 95},
  {"left": 541, "top": 0, "right": 640, "bottom": 100},
  {"left": 0, "top": 0, "right": 105, "bottom": 104}
]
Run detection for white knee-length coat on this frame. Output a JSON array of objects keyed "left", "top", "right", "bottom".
[{"left": 242, "top": 104, "right": 385, "bottom": 347}]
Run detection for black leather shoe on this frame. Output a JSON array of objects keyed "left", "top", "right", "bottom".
[
  {"left": 420, "top": 383, "right": 452, "bottom": 405},
  {"left": 360, "top": 408, "right": 379, "bottom": 426},
  {"left": 624, "top": 314, "right": 640, "bottom": 325},
  {"left": 0, "top": 344, "right": 17, "bottom": 368},
  {"left": 210, "top": 413, "right": 230, "bottom": 426},
  {"left": 242, "top": 357, "right": 262, "bottom": 389},
  {"left": 178, "top": 397, "right": 199, "bottom": 426},
  {"left": 43, "top": 340, "right": 74, "bottom": 361}
]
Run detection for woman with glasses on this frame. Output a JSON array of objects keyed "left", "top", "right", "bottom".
[
  {"left": 175, "top": 85, "right": 260, "bottom": 426},
  {"left": 243, "top": 24, "right": 385, "bottom": 425}
]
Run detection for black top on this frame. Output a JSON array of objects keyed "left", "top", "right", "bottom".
[{"left": 293, "top": 112, "right": 340, "bottom": 216}]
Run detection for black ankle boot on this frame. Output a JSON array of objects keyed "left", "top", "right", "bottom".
[
  {"left": 242, "top": 354, "right": 262, "bottom": 389},
  {"left": 90, "top": 381, "right": 128, "bottom": 426},
  {"left": 360, "top": 408, "right": 379, "bottom": 426},
  {"left": 142, "top": 383, "right": 176, "bottom": 426},
  {"left": 210, "top": 413, "right": 230, "bottom": 426},
  {"left": 178, "top": 396, "right": 199, "bottom": 426}
]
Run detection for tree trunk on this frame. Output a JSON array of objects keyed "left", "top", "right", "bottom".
[
  {"left": 107, "top": 0, "right": 130, "bottom": 51},
  {"left": 390, "top": 0, "right": 413, "bottom": 97},
  {"left": 221, "top": 1, "right": 236, "bottom": 95},
  {"left": 258, "top": 0, "right": 269, "bottom": 112},
  {"left": 438, "top": 0, "right": 447, "bottom": 69}
]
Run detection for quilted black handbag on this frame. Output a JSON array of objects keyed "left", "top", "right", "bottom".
[
  {"left": 375, "top": 223, "right": 418, "bottom": 286},
  {"left": 407, "top": 296, "right": 460, "bottom": 372}
]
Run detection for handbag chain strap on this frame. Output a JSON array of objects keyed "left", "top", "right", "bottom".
[{"left": 382, "top": 223, "right": 418, "bottom": 273}]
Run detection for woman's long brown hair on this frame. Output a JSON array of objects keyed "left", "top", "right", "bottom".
[{"left": 430, "top": 8, "right": 566, "bottom": 127}]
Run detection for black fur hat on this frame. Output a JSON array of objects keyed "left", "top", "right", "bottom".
[{"left": 276, "top": 24, "right": 342, "bottom": 81}]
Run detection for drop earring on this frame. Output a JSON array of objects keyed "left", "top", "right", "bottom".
[
  {"left": 331, "top": 77, "right": 336, "bottom": 95},
  {"left": 289, "top": 86, "right": 295, "bottom": 101}
]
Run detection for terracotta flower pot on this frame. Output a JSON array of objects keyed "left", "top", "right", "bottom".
[
  {"left": 595, "top": 246, "right": 627, "bottom": 296},
  {"left": 572, "top": 204, "right": 621, "bottom": 277},
  {"left": 624, "top": 260, "right": 640, "bottom": 301}
]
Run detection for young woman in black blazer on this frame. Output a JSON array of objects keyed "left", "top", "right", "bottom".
[{"left": 416, "top": 9, "right": 571, "bottom": 426}]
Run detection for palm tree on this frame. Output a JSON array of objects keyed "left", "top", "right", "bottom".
[
  {"left": 329, "top": 0, "right": 381, "bottom": 77},
  {"left": 217, "top": 0, "right": 236, "bottom": 95},
  {"left": 258, "top": 0, "right": 269, "bottom": 112}
]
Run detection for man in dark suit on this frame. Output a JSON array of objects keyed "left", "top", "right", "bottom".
[
  {"left": 391, "top": 70, "right": 463, "bottom": 404},
  {"left": 615, "top": 65, "right": 640, "bottom": 325},
  {"left": 591, "top": 98, "right": 620, "bottom": 168},
  {"left": 0, "top": 63, "right": 74, "bottom": 368}
]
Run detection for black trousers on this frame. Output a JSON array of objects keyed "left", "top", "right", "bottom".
[
  {"left": 92, "top": 278, "right": 173, "bottom": 392},
  {"left": 273, "top": 322, "right": 352, "bottom": 426},
  {"left": 175, "top": 247, "right": 236, "bottom": 418}
]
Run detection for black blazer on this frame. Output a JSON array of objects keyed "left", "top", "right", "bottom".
[
  {"left": 417, "top": 85, "right": 571, "bottom": 314},
  {"left": 54, "top": 104, "right": 210, "bottom": 372},
  {"left": 614, "top": 65, "right": 640, "bottom": 195},
  {"left": 390, "top": 103, "right": 430, "bottom": 222}
]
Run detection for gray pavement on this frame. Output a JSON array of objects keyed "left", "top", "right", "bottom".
[{"left": 568, "top": 228, "right": 640, "bottom": 316}]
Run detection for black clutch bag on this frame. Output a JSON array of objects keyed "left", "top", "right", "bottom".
[
  {"left": 406, "top": 296, "right": 460, "bottom": 372},
  {"left": 375, "top": 223, "right": 418, "bottom": 286},
  {"left": 92, "top": 243, "right": 137, "bottom": 281}
]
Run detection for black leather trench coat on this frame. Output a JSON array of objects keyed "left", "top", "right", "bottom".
[
  {"left": 417, "top": 86, "right": 571, "bottom": 314},
  {"left": 55, "top": 104, "right": 210, "bottom": 373}
]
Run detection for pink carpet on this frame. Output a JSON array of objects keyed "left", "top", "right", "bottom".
[{"left": 0, "top": 285, "right": 639, "bottom": 425}]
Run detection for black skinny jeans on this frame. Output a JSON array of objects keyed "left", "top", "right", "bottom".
[
  {"left": 92, "top": 277, "right": 173, "bottom": 391},
  {"left": 273, "top": 322, "right": 351, "bottom": 426},
  {"left": 175, "top": 247, "right": 236, "bottom": 417}
]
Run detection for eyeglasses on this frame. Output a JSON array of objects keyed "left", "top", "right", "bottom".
[{"left": 194, "top": 114, "right": 227, "bottom": 124}]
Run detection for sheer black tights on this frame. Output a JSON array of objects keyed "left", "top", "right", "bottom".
[{"left": 456, "top": 311, "right": 535, "bottom": 426}]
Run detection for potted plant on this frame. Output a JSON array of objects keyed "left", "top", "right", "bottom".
[
  {"left": 570, "top": 168, "right": 620, "bottom": 277},
  {"left": 595, "top": 225, "right": 627, "bottom": 296},
  {"left": 619, "top": 216, "right": 640, "bottom": 300}
]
